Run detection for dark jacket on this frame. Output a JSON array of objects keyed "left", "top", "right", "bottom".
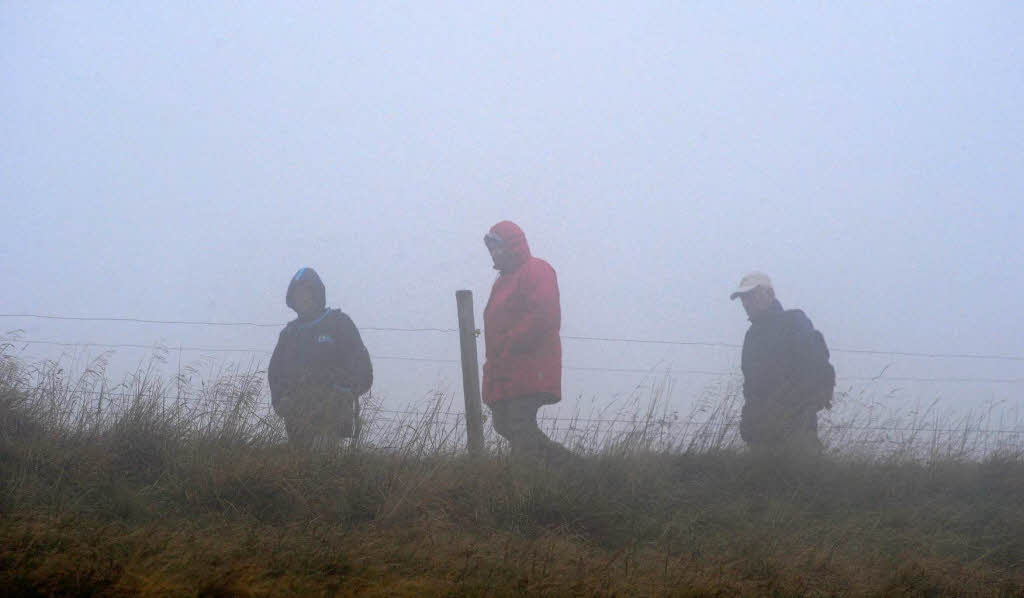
[
  {"left": 740, "top": 300, "right": 835, "bottom": 414},
  {"left": 268, "top": 268, "right": 373, "bottom": 413},
  {"left": 482, "top": 221, "right": 562, "bottom": 405}
]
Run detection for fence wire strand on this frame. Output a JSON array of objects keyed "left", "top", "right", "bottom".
[{"left": 4, "top": 312, "right": 1024, "bottom": 362}]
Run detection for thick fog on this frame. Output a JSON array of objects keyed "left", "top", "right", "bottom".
[{"left": 2, "top": 4, "right": 1022, "bottom": 421}]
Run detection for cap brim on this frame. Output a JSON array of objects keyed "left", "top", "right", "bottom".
[{"left": 729, "top": 284, "right": 760, "bottom": 300}]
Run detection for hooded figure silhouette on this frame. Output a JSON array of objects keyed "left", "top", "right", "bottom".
[
  {"left": 482, "top": 222, "right": 574, "bottom": 464},
  {"left": 268, "top": 267, "right": 373, "bottom": 449}
]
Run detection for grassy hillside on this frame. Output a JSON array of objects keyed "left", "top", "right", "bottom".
[{"left": 1, "top": 353, "right": 1023, "bottom": 596}]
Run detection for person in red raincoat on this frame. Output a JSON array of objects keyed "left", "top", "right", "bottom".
[{"left": 482, "top": 221, "right": 573, "bottom": 463}]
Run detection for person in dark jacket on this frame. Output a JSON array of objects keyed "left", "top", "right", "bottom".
[
  {"left": 482, "top": 221, "right": 573, "bottom": 464},
  {"left": 730, "top": 272, "right": 835, "bottom": 453},
  {"left": 268, "top": 267, "right": 373, "bottom": 450}
]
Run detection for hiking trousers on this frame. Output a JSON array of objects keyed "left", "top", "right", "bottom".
[
  {"left": 282, "top": 389, "right": 359, "bottom": 451},
  {"left": 740, "top": 400, "right": 822, "bottom": 454},
  {"left": 489, "top": 393, "right": 574, "bottom": 464}
]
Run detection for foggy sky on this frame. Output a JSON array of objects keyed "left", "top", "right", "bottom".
[{"left": 2, "top": 3, "right": 1022, "bottom": 416}]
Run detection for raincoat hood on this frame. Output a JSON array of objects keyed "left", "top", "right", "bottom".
[
  {"left": 286, "top": 267, "right": 326, "bottom": 314},
  {"left": 487, "top": 221, "right": 532, "bottom": 273}
]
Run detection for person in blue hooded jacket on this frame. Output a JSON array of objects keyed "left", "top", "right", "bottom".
[{"left": 268, "top": 267, "right": 373, "bottom": 449}]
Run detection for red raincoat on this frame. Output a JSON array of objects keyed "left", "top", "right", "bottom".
[{"left": 482, "top": 221, "right": 562, "bottom": 405}]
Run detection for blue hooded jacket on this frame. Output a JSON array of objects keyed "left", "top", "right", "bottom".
[{"left": 268, "top": 268, "right": 373, "bottom": 413}]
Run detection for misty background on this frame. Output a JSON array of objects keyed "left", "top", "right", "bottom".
[{"left": 2, "top": 3, "right": 1022, "bottom": 423}]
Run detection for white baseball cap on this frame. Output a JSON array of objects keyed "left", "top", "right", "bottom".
[{"left": 730, "top": 271, "right": 773, "bottom": 300}]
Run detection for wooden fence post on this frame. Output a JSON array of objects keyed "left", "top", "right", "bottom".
[{"left": 456, "top": 290, "right": 485, "bottom": 457}]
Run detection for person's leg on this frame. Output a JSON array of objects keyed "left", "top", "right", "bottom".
[
  {"left": 309, "top": 396, "right": 345, "bottom": 452},
  {"left": 311, "top": 430, "right": 341, "bottom": 452},
  {"left": 741, "top": 401, "right": 776, "bottom": 453},
  {"left": 745, "top": 400, "right": 818, "bottom": 455},
  {"left": 284, "top": 408, "right": 314, "bottom": 449},
  {"left": 794, "top": 409, "right": 823, "bottom": 454},
  {"left": 752, "top": 407, "right": 821, "bottom": 456},
  {"left": 284, "top": 417, "right": 300, "bottom": 446},
  {"left": 531, "top": 394, "right": 577, "bottom": 464},
  {"left": 508, "top": 394, "right": 575, "bottom": 464},
  {"left": 351, "top": 396, "right": 362, "bottom": 443},
  {"left": 502, "top": 397, "right": 540, "bottom": 459},
  {"left": 489, "top": 400, "right": 512, "bottom": 445},
  {"left": 335, "top": 390, "right": 357, "bottom": 438}
]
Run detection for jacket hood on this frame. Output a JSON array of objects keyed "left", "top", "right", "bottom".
[
  {"left": 286, "top": 267, "right": 326, "bottom": 313},
  {"left": 488, "top": 221, "right": 532, "bottom": 272}
]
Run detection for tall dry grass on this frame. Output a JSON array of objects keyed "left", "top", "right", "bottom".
[
  {"left": 2, "top": 345, "right": 1023, "bottom": 596},
  {"left": 4, "top": 337, "right": 1020, "bottom": 462}
]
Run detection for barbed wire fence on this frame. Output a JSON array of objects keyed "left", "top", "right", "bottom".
[{"left": 2, "top": 312, "right": 1023, "bottom": 457}]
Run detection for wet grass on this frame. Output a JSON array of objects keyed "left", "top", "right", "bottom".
[{"left": 1, "top": 350, "right": 1023, "bottom": 596}]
